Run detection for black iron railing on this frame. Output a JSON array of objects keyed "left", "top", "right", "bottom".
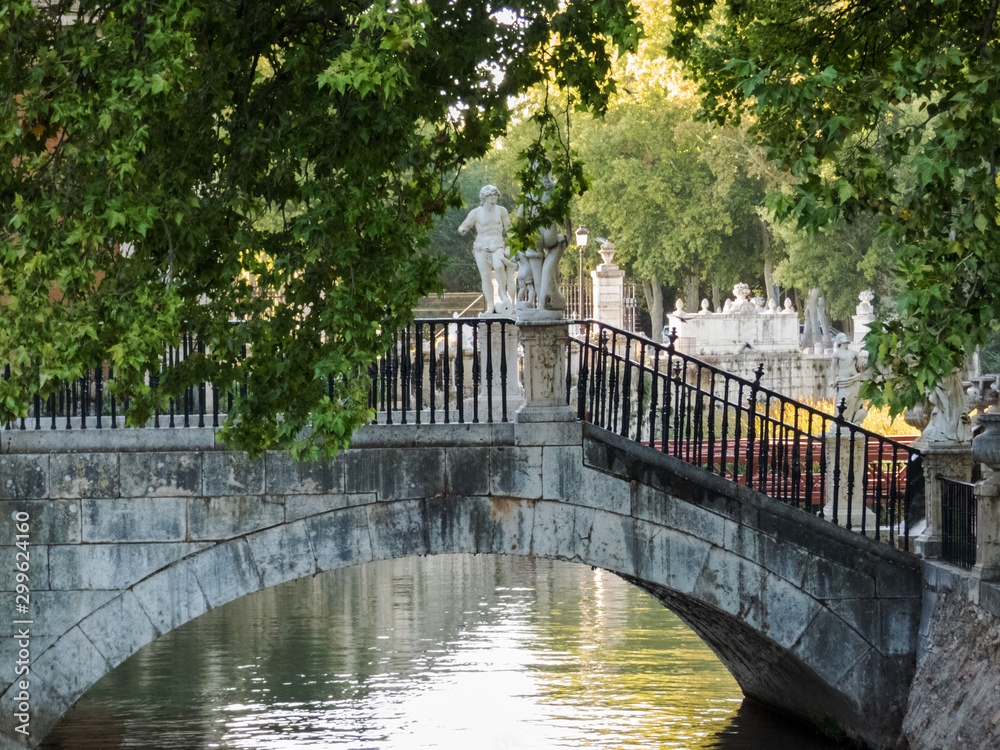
[
  {"left": 369, "top": 317, "right": 513, "bottom": 424},
  {"left": 570, "top": 320, "right": 923, "bottom": 549},
  {"left": 2, "top": 332, "right": 214, "bottom": 431},
  {"left": 1, "top": 318, "right": 515, "bottom": 430},
  {"left": 940, "top": 476, "right": 977, "bottom": 569}
]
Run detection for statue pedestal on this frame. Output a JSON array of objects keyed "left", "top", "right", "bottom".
[
  {"left": 915, "top": 443, "right": 975, "bottom": 559},
  {"left": 515, "top": 318, "right": 576, "bottom": 423},
  {"left": 823, "top": 433, "right": 868, "bottom": 529}
]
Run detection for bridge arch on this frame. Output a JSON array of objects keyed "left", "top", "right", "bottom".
[{"left": 1, "top": 422, "right": 921, "bottom": 749}]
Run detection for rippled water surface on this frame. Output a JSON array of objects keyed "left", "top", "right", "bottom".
[{"left": 43, "top": 555, "right": 848, "bottom": 749}]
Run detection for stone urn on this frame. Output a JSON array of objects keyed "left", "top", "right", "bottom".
[
  {"left": 598, "top": 240, "right": 617, "bottom": 267},
  {"left": 972, "top": 411, "right": 1000, "bottom": 471},
  {"left": 903, "top": 404, "right": 930, "bottom": 432}
]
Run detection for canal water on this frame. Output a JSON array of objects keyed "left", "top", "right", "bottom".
[{"left": 42, "top": 555, "right": 849, "bottom": 749}]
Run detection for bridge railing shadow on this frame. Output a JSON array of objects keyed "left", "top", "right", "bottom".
[{"left": 569, "top": 320, "right": 923, "bottom": 551}]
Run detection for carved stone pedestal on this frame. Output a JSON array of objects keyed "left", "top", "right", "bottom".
[
  {"left": 915, "top": 443, "right": 976, "bottom": 559},
  {"left": 515, "top": 318, "right": 576, "bottom": 423}
]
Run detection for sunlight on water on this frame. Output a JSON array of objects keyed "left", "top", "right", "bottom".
[{"left": 42, "top": 555, "right": 846, "bottom": 749}]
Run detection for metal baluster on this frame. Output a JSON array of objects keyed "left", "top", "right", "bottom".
[
  {"left": 706, "top": 370, "right": 717, "bottom": 473},
  {"left": 831, "top": 400, "right": 847, "bottom": 523},
  {"left": 502, "top": 321, "right": 510, "bottom": 423},
  {"left": 620, "top": 335, "right": 633, "bottom": 439},
  {"left": 428, "top": 322, "right": 436, "bottom": 424},
  {"left": 647, "top": 347, "right": 659, "bottom": 449},
  {"left": 110, "top": 366, "right": 118, "bottom": 428},
  {"left": 609, "top": 331, "right": 620, "bottom": 433},
  {"left": 168, "top": 347, "right": 176, "bottom": 428},
  {"left": 744, "top": 364, "right": 764, "bottom": 491},
  {"left": 80, "top": 373, "right": 89, "bottom": 430},
  {"left": 471, "top": 324, "right": 480, "bottom": 423},
  {"left": 485, "top": 321, "right": 494, "bottom": 423},
  {"left": 693, "top": 366, "right": 704, "bottom": 467},
  {"left": 443, "top": 321, "right": 451, "bottom": 423},
  {"left": 401, "top": 327, "right": 411, "bottom": 424},
  {"left": 720, "top": 377, "right": 731, "bottom": 477},
  {"left": 198, "top": 342, "right": 206, "bottom": 428},
  {"left": 874, "top": 440, "right": 886, "bottom": 541},
  {"left": 415, "top": 322, "right": 424, "bottom": 425},
  {"left": 95, "top": 364, "right": 103, "bottom": 429},
  {"left": 153, "top": 366, "right": 161, "bottom": 428},
  {"left": 183, "top": 333, "right": 191, "bottom": 428},
  {"left": 456, "top": 324, "right": 465, "bottom": 423},
  {"left": 577, "top": 323, "right": 591, "bottom": 421},
  {"left": 634, "top": 340, "right": 647, "bottom": 443}
]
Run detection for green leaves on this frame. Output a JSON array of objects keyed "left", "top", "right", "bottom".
[
  {"left": 667, "top": 0, "right": 1000, "bottom": 412},
  {"left": 0, "top": 0, "right": 641, "bottom": 458}
]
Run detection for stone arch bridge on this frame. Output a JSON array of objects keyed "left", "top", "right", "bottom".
[{"left": 0, "top": 418, "right": 921, "bottom": 750}]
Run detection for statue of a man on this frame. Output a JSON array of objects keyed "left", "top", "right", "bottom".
[
  {"left": 458, "top": 184, "right": 515, "bottom": 315},
  {"left": 517, "top": 171, "right": 566, "bottom": 312},
  {"left": 829, "top": 333, "right": 868, "bottom": 424}
]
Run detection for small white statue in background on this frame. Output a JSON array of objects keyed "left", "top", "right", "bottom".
[
  {"left": 923, "top": 370, "right": 972, "bottom": 444},
  {"left": 458, "top": 184, "right": 516, "bottom": 315},
  {"left": 829, "top": 333, "right": 869, "bottom": 424},
  {"left": 517, "top": 169, "right": 566, "bottom": 313}
]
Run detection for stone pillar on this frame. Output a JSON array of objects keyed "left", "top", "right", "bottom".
[
  {"left": 476, "top": 315, "right": 522, "bottom": 415},
  {"left": 972, "top": 412, "right": 1000, "bottom": 581},
  {"left": 823, "top": 433, "right": 868, "bottom": 528},
  {"left": 515, "top": 319, "right": 576, "bottom": 423},
  {"left": 591, "top": 242, "right": 625, "bottom": 329},
  {"left": 915, "top": 444, "right": 976, "bottom": 559},
  {"left": 973, "top": 477, "right": 1000, "bottom": 581}
]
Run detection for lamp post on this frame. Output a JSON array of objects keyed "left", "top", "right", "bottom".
[{"left": 575, "top": 225, "right": 589, "bottom": 318}]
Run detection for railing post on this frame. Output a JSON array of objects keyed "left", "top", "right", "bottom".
[
  {"left": 969, "top": 412, "right": 1000, "bottom": 579},
  {"left": 915, "top": 443, "right": 975, "bottom": 559},
  {"left": 514, "top": 318, "right": 576, "bottom": 423},
  {"left": 744, "top": 363, "right": 764, "bottom": 491}
]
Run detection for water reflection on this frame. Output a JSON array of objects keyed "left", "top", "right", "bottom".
[{"left": 43, "top": 555, "right": 847, "bottom": 749}]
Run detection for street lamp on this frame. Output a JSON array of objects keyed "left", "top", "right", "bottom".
[{"left": 575, "top": 226, "right": 589, "bottom": 318}]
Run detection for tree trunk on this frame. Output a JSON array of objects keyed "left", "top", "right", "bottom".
[
  {"left": 684, "top": 266, "right": 700, "bottom": 313},
  {"left": 642, "top": 278, "right": 664, "bottom": 339},
  {"left": 763, "top": 258, "right": 777, "bottom": 306},
  {"left": 761, "top": 219, "right": 778, "bottom": 305},
  {"left": 712, "top": 282, "right": 721, "bottom": 312}
]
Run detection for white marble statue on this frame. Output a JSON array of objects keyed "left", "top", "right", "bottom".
[
  {"left": 829, "top": 333, "right": 869, "bottom": 423},
  {"left": 923, "top": 370, "right": 972, "bottom": 444},
  {"left": 513, "top": 251, "right": 536, "bottom": 305},
  {"left": 517, "top": 171, "right": 566, "bottom": 313},
  {"left": 458, "top": 184, "right": 516, "bottom": 315}
]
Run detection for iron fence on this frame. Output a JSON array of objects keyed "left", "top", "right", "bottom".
[
  {"left": 569, "top": 320, "right": 923, "bottom": 549},
  {"left": 1, "top": 319, "right": 515, "bottom": 431},
  {"left": 3, "top": 316, "right": 926, "bottom": 552},
  {"left": 940, "top": 476, "right": 977, "bottom": 569},
  {"left": 368, "top": 317, "right": 513, "bottom": 424}
]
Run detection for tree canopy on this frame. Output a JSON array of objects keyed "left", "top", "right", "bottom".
[
  {"left": 668, "top": 0, "right": 1000, "bottom": 409},
  {"left": 0, "top": 0, "right": 640, "bottom": 457}
]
